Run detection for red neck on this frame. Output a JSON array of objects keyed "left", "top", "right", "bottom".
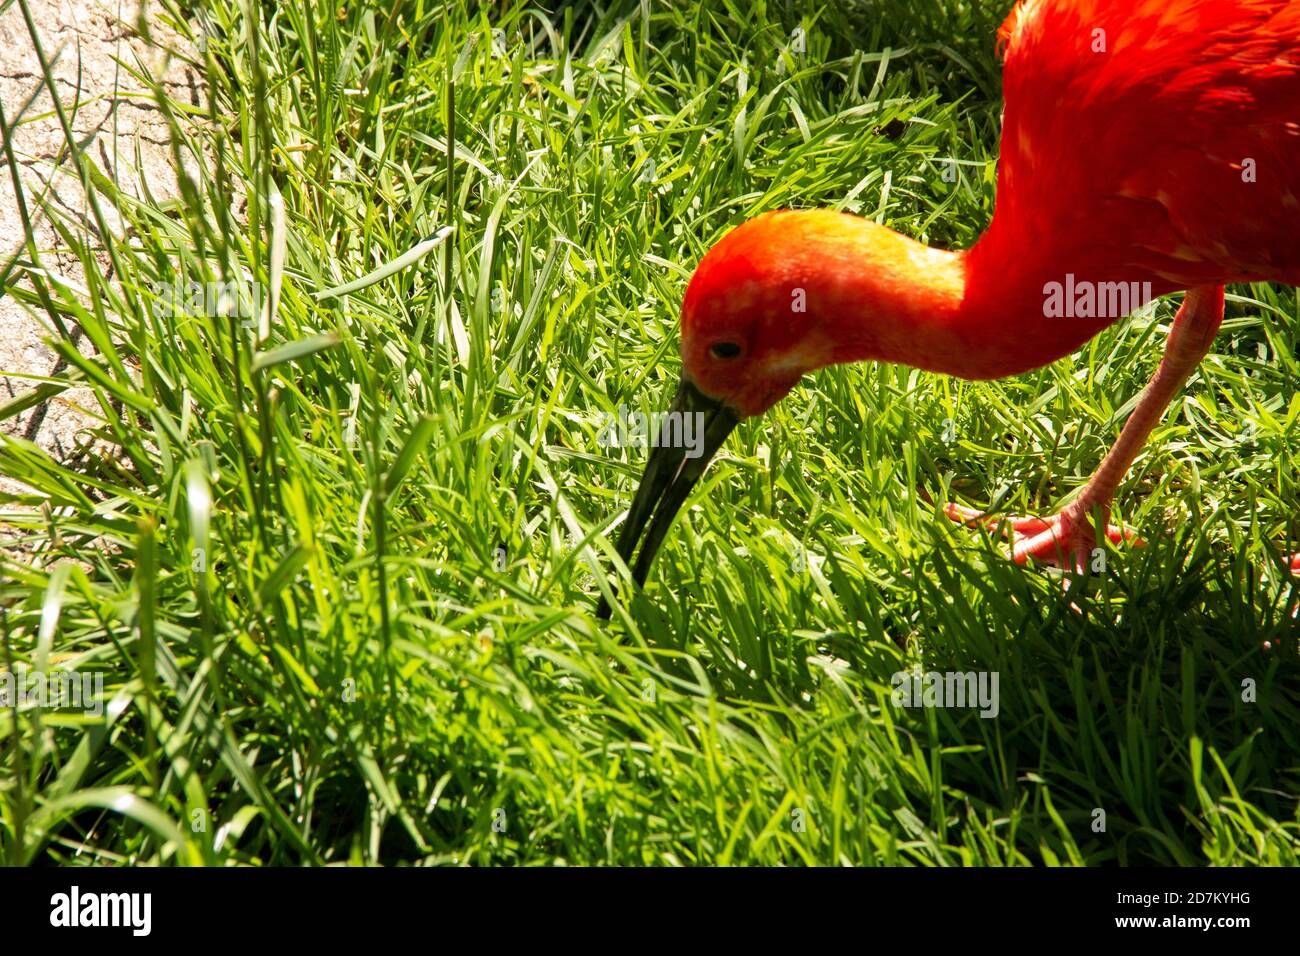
[{"left": 827, "top": 219, "right": 1167, "bottom": 382}]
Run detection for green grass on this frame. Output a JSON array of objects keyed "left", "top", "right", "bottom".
[{"left": 1, "top": 0, "right": 1298, "bottom": 865}]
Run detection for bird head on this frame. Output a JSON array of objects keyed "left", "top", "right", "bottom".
[
  {"left": 602, "top": 211, "right": 840, "bottom": 604},
  {"left": 601, "top": 209, "right": 964, "bottom": 612},
  {"left": 678, "top": 215, "right": 830, "bottom": 418}
]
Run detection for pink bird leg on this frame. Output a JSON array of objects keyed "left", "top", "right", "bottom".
[{"left": 945, "top": 286, "right": 1224, "bottom": 572}]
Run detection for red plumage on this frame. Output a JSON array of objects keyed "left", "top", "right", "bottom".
[{"left": 983, "top": 0, "right": 1300, "bottom": 290}]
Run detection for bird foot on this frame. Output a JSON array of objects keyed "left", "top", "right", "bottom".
[{"left": 944, "top": 502, "right": 1143, "bottom": 572}]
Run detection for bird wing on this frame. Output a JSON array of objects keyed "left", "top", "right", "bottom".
[{"left": 992, "top": 0, "right": 1300, "bottom": 286}]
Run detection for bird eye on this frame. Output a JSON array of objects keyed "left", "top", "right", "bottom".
[{"left": 709, "top": 341, "right": 742, "bottom": 359}]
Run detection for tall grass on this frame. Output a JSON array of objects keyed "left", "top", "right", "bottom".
[{"left": 1, "top": 0, "right": 1297, "bottom": 865}]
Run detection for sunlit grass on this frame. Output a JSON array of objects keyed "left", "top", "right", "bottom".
[{"left": 1, "top": 0, "right": 1297, "bottom": 865}]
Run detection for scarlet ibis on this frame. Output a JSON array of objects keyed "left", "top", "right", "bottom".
[{"left": 601, "top": 0, "right": 1300, "bottom": 614}]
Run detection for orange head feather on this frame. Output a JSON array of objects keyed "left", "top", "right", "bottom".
[{"left": 680, "top": 209, "right": 967, "bottom": 416}]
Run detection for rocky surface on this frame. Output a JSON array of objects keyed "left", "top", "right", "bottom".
[{"left": 1, "top": 0, "right": 202, "bottom": 539}]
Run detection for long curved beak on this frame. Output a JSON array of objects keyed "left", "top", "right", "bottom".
[{"left": 596, "top": 378, "right": 740, "bottom": 618}]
